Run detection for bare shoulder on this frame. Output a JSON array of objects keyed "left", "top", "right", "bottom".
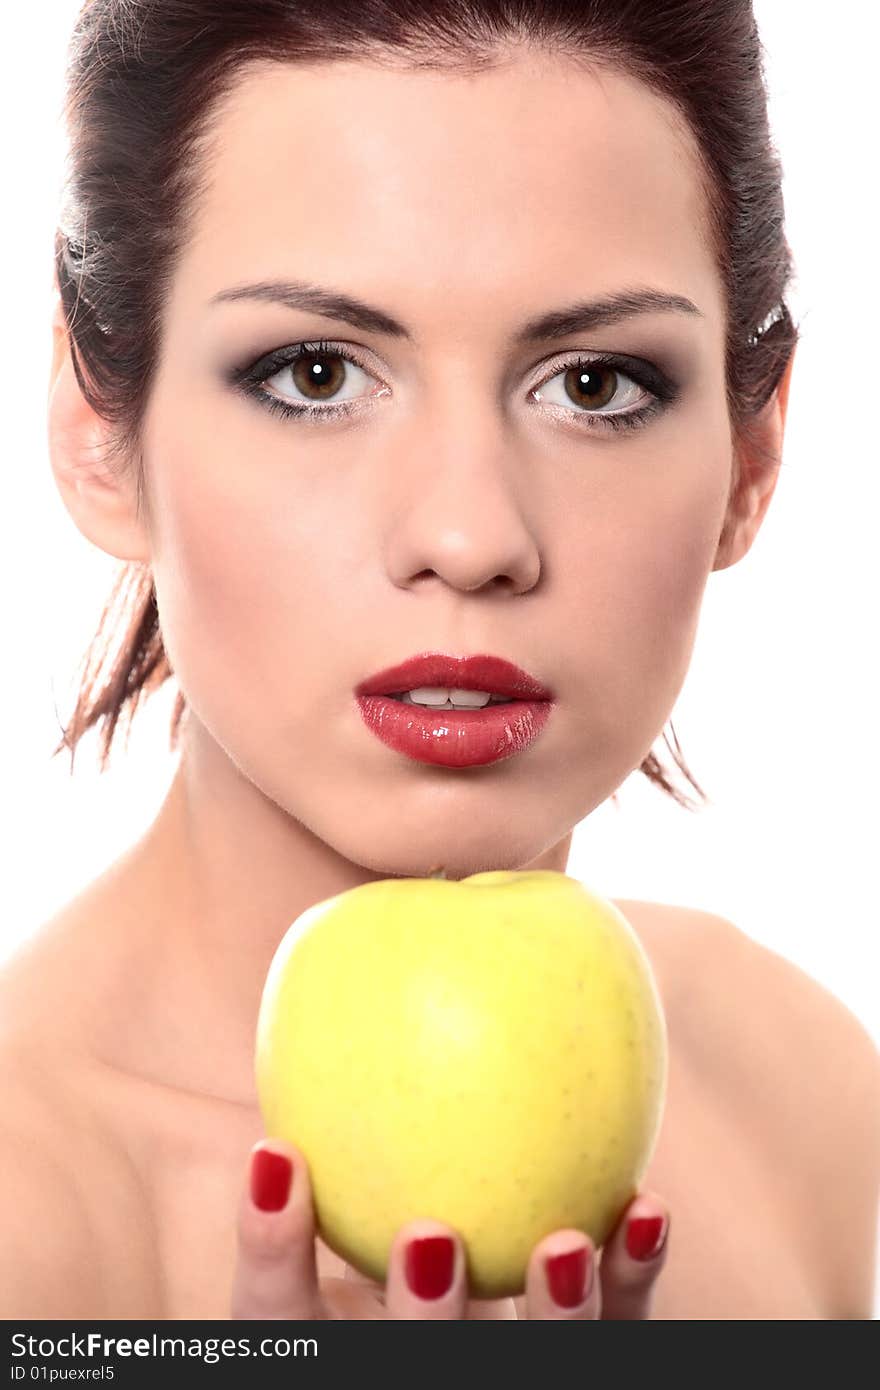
[
  {"left": 698, "top": 910, "right": 880, "bottom": 1319},
  {"left": 611, "top": 896, "right": 743, "bottom": 1021},
  {"left": 0, "top": 924, "right": 159, "bottom": 1318},
  {"left": 655, "top": 903, "right": 880, "bottom": 1105},
  {"left": 0, "top": 922, "right": 122, "bottom": 1315},
  {"left": 616, "top": 896, "right": 878, "bottom": 1078},
  {"left": 621, "top": 897, "right": 880, "bottom": 1318},
  {"left": 0, "top": 1056, "right": 105, "bottom": 1317}
]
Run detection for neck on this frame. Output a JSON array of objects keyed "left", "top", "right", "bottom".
[{"left": 118, "top": 715, "right": 572, "bottom": 1108}]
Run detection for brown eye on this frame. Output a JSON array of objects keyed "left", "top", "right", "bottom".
[
  {"left": 289, "top": 349, "right": 348, "bottom": 401},
  {"left": 562, "top": 364, "right": 618, "bottom": 411},
  {"left": 260, "top": 343, "right": 378, "bottom": 410},
  {"left": 533, "top": 357, "right": 650, "bottom": 421}
]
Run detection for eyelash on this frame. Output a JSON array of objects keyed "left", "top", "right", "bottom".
[{"left": 231, "top": 338, "right": 680, "bottom": 435}]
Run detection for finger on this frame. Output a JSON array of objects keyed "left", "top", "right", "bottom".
[
  {"left": 231, "top": 1140, "right": 324, "bottom": 1320},
  {"left": 317, "top": 1276, "right": 386, "bottom": 1319},
  {"left": 524, "top": 1228, "right": 600, "bottom": 1319},
  {"left": 343, "top": 1263, "right": 386, "bottom": 1299},
  {"left": 383, "top": 1221, "right": 468, "bottom": 1320},
  {"left": 597, "top": 1192, "right": 670, "bottom": 1320}
]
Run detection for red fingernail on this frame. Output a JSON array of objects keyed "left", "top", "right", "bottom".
[
  {"left": 250, "top": 1148, "right": 293, "bottom": 1212},
  {"left": 626, "top": 1215, "right": 667, "bottom": 1261},
  {"left": 545, "top": 1245, "right": 592, "bottom": 1307},
  {"left": 405, "top": 1236, "right": 455, "bottom": 1299}
]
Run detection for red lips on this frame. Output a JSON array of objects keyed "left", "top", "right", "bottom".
[{"left": 355, "top": 652, "right": 554, "bottom": 702}]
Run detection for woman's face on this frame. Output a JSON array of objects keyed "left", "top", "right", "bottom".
[{"left": 140, "top": 52, "right": 733, "bottom": 879}]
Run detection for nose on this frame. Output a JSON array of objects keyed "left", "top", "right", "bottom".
[{"left": 382, "top": 403, "right": 543, "bottom": 597}]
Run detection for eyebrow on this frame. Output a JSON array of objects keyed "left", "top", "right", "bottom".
[{"left": 210, "top": 279, "right": 702, "bottom": 343}]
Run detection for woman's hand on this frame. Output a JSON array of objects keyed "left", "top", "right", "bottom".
[{"left": 231, "top": 1141, "right": 669, "bottom": 1320}]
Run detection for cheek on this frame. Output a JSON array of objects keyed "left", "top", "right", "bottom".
[
  {"left": 639, "top": 466, "right": 727, "bottom": 645},
  {"left": 559, "top": 440, "right": 730, "bottom": 715},
  {"left": 143, "top": 413, "right": 324, "bottom": 722}
]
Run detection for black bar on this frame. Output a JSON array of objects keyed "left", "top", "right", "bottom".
[{"left": 4, "top": 1321, "right": 629, "bottom": 1386}]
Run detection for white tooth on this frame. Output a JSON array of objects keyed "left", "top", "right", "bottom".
[
  {"left": 449, "top": 687, "right": 493, "bottom": 708},
  {"left": 400, "top": 687, "right": 507, "bottom": 708},
  {"left": 404, "top": 686, "right": 454, "bottom": 706}
]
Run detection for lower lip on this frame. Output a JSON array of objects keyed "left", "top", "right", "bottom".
[{"left": 355, "top": 695, "right": 554, "bottom": 768}]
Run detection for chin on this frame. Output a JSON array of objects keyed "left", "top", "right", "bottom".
[{"left": 342, "top": 828, "right": 552, "bottom": 884}]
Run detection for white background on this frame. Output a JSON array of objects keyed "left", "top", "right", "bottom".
[{"left": 0, "top": 0, "right": 877, "bottom": 1306}]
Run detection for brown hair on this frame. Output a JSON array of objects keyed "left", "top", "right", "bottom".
[{"left": 52, "top": 0, "right": 798, "bottom": 811}]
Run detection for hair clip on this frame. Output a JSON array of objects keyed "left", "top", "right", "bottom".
[{"left": 747, "top": 302, "right": 785, "bottom": 347}]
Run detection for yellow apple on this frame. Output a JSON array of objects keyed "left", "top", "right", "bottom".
[{"left": 255, "top": 870, "right": 667, "bottom": 1299}]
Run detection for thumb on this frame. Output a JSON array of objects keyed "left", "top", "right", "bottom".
[{"left": 231, "top": 1140, "right": 324, "bottom": 1320}]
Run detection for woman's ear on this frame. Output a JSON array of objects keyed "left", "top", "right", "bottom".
[
  {"left": 712, "top": 345, "right": 797, "bottom": 572},
  {"left": 48, "top": 292, "right": 152, "bottom": 563}
]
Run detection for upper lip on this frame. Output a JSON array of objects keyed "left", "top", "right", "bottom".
[{"left": 355, "top": 652, "right": 555, "bottom": 701}]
